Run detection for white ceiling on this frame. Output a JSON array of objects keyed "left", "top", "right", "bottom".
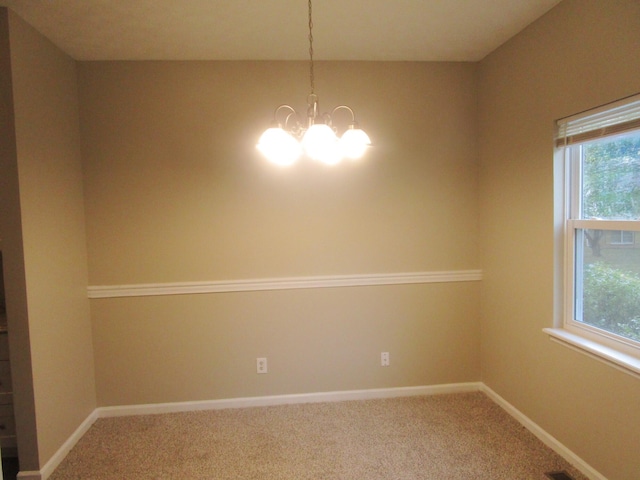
[{"left": 0, "top": 0, "right": 562, "bottom": 61}]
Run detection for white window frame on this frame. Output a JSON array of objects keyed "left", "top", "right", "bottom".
[{"left": 546, "top": 94, "right": 640, "bottom": 378}]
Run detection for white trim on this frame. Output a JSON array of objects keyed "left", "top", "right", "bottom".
[
  {"left": 558, "top": 128, "right": 640, "bottom": 371},
  {"left": 481, "top": 384, "right": 607, "bottom": 480},
  {"left": 16, "top": 472, "right": 41, "bottom": 480},
  {"left": 87, "top": 270, "right": 483, "bottom": 299},
  {"left": 19, "top": 410, "right": 98, "bottom": 480},
  {"left": 569, "top": 219, "right": 640, "bottom": 231},
  {"left": 543, "top": 328, "right": 640, "bottom": 379},
  {"left": 96, "top": 383, "right": 483, "bottom": 417}
]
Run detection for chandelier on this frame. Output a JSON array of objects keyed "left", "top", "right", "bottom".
[{"left": 257, "top": 0, "right": 371, "bottom": 166}]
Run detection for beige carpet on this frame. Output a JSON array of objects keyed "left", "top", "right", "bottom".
[{"left": 49, "top": 392, "right": 588, "bottom": 479}]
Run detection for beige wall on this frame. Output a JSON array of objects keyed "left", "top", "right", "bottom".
[
  {"left": 78, "top": 61, "right": 482, "bottom": 406},
  {"left": 1, "top": 8, "right": 96, "bottom": 469},
  {"left": 92, "top": 283, "right": 480, "bottom": 406},
  {"left": 0, "top": 8, "right": 38, "bottom": 471},
  {"left": 478, "top": 1, "right": 640, "bottom": 479},
  {"left": 80, "top": 61, "right": 479, "bottom": 284}
]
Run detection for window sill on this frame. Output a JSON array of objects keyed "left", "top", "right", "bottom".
[{"left": 543, "top": 328, "right": 640, "bottom": 379}]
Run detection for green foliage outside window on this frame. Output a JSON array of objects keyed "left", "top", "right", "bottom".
[
  {"left": 582, "top": 262, "right": 640, "bottom": 342},
  {"left": 583, "top": 136, "right": 640, "bottom": 220},
  {"left": 579, "top": 133, "right": 640, "bottom": 343}
]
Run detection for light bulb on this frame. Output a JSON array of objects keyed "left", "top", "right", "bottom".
[
  {"left": 302, "top": 124, "right": 342, "bottom": 164},
  {"left": 340, "top": 128, "right": 371, "bottom": 159},
  {"left": 257, "top": 127, "right": 302, "bottom": 166}
]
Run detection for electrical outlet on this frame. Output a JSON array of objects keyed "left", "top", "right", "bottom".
[
  {"left": 381, "top": 352, "right": 390, "bottom": 367},
  {"left": 257, "top": 357, "right": 268, "bottom": 374}
]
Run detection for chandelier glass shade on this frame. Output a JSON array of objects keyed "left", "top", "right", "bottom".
[{"left": 257, "top": 0, "right": 371, "bottom": 166}]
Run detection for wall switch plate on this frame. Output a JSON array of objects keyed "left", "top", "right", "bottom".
[
  {"left": 381, "top": 352, "right": 390, "bottom": 367},
  {"left": 257, "top": 357, "right": 268, "bottom": 374}
]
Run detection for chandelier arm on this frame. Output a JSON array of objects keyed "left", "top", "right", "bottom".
[
  {"left": 272, "top": 104, "right": 297, "bottom": 125},
  {"left": 331, "top": 105, "right": 358, "bottom": 126},
  {"left": 284, "top": 111, "right": 302, "bottom": 133},
  {"left": 274, "top": 104, "right": 297, "bottom": 118},
  {"left": 269, "top": 104, "right": 305, "bottom": 136}
]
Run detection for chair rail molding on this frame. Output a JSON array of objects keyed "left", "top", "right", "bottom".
[{"left": 87, "top": 270, "right": 483, "bottom": 299}]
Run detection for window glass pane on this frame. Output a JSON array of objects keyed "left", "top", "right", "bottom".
[
  {"left": 577, "top": 229, "right": 640, "bottom": 342},
  {"left": 610, "top": 230, "right": 635, "bottom": 245},
  {"left": 581, "top": 131, "right": 640, "bottom": 220}
]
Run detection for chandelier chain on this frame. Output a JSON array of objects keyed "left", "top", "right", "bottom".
[{"left": 308, "top": 0, "right": 314, "bottom": 94}]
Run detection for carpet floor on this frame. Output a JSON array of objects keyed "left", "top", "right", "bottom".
[{"left": 49, "top": 392, "right": 588, "bottom": 479}]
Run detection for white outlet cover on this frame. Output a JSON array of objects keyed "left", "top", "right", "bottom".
[
  {"left": 381, "top": 352, "right": 390, "bottom": 366},
  {"left": 257, "top": 357, "right": 268, "bottom": 374}
]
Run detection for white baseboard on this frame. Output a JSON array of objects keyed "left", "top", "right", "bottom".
[
  {"left": 28, "top": 382, "right": 605, "bottom": 480},
  {"left": 96, "top": 382, "right": 483, "bottom": 417},
  {"left": 16, "top": 471, "right": 40, "bottom": 480},
  {"left": 480, "top": 384, "right": 606, "bottom": 480},
  {"left": 21, "top": 409, "right": 98, "bottom": 480}
]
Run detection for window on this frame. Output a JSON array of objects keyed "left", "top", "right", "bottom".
[
  {"left": 547, "top": 94, "right": 640, "bottom": 376},
  {"left": 609, "top": 230, "right": 634, "bottom": 245}
]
